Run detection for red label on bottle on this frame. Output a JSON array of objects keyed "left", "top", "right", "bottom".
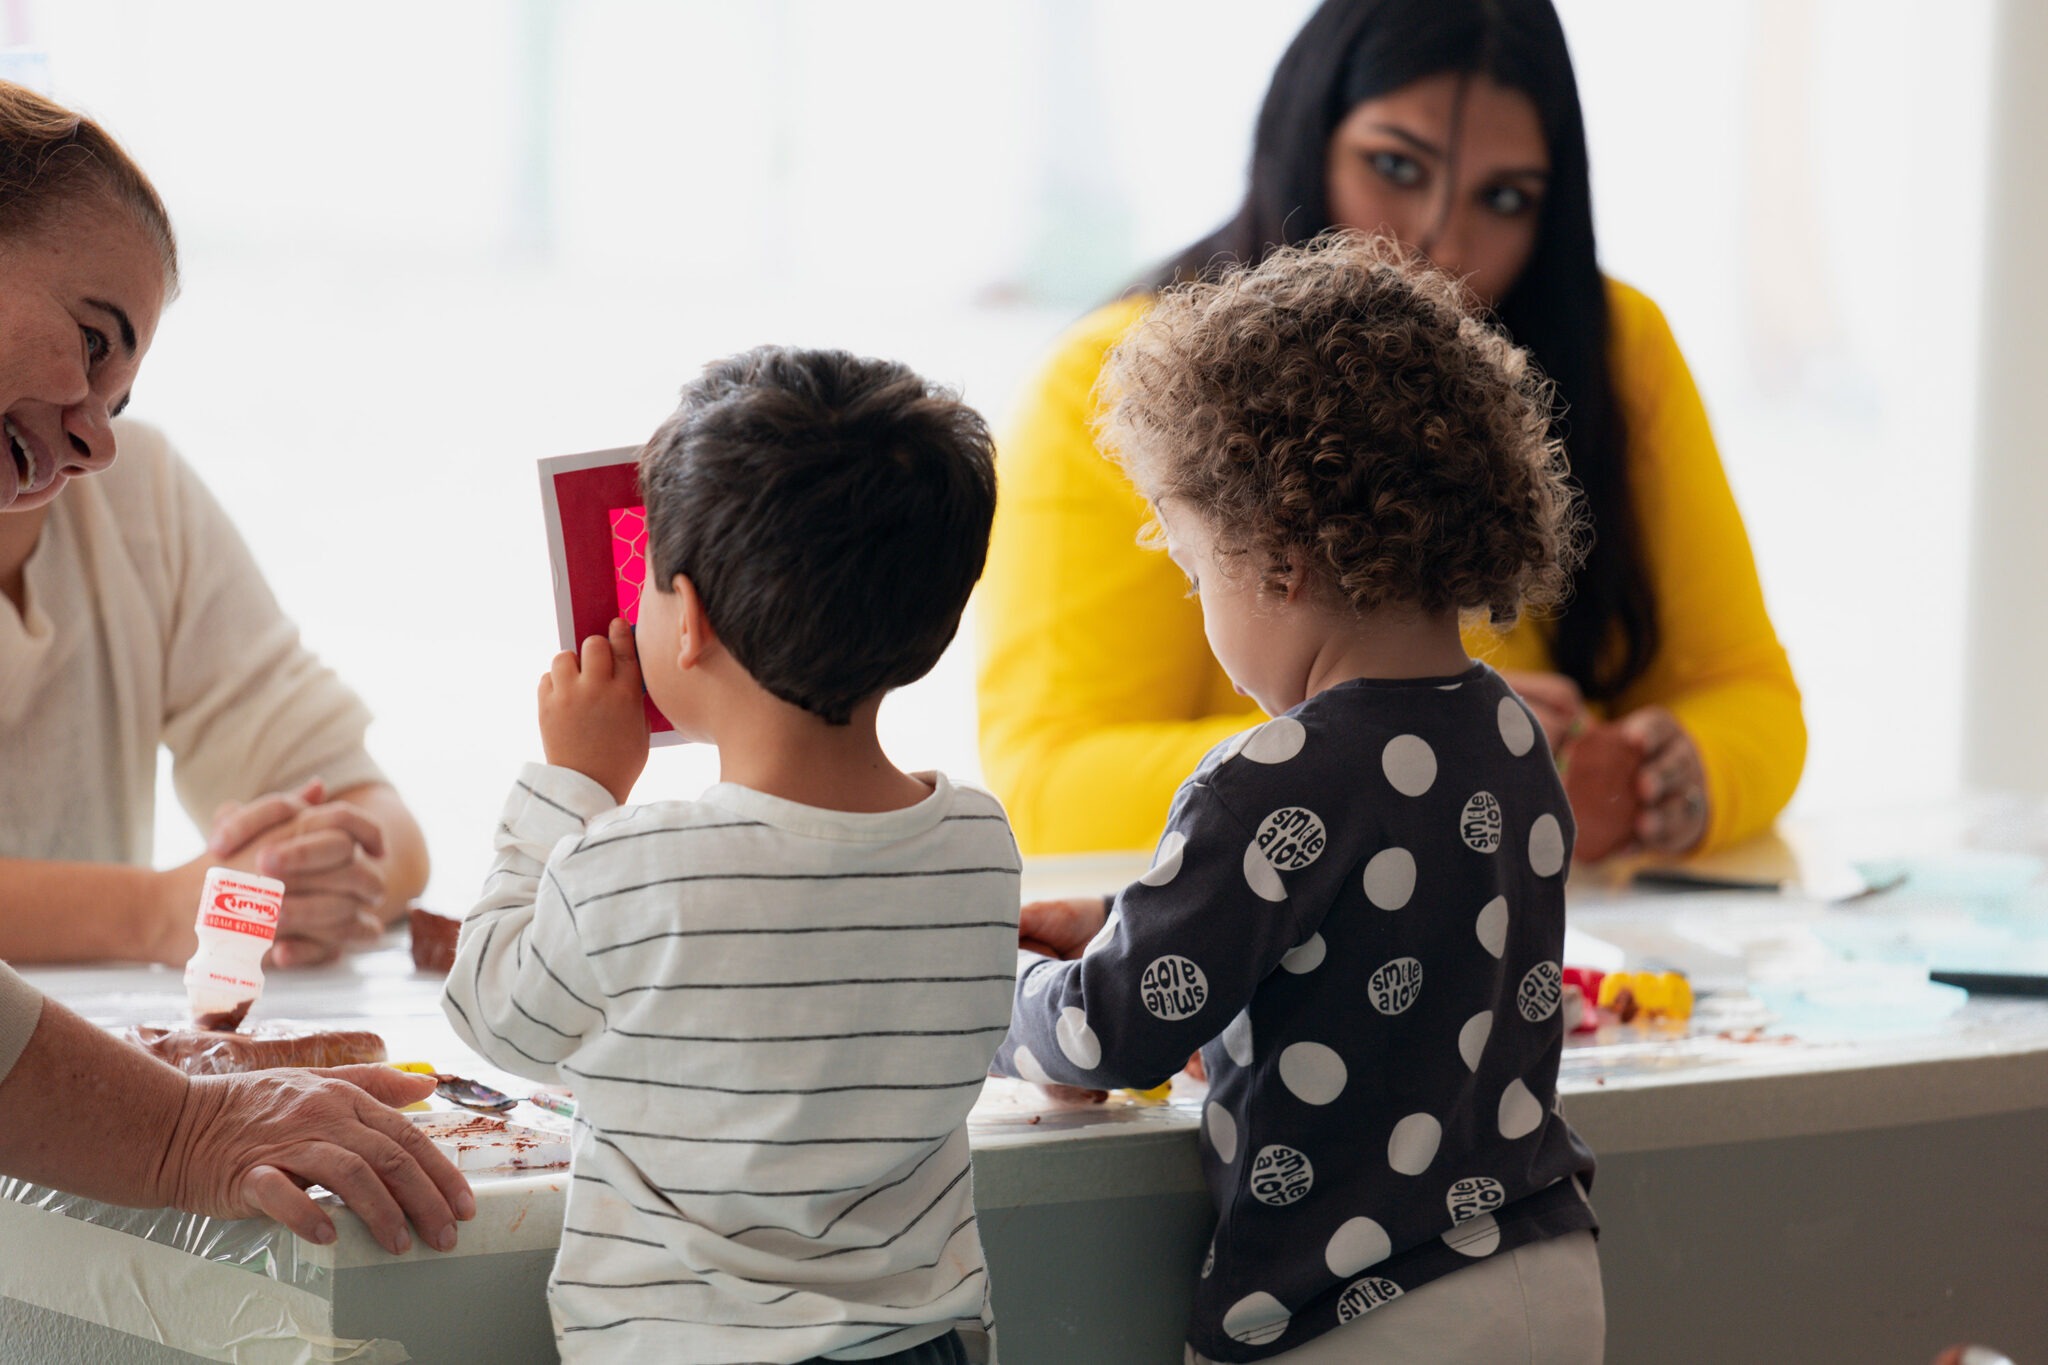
[
  {"left": 212, "top": 890, "right": 279, "bottom": 923},
  {"left": 203, "top": 912, "right": 272, "bottom": 936}
]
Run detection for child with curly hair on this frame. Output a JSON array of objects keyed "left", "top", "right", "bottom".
[{"left": 992, "top": 235, "right": 1603, "bottom": 1363}]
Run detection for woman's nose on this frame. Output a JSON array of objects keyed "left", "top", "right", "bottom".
[
  {"left": 60, "top": 400, "right": 117, "bottom": 471},
  {"left": 1416, "top": 211, "right": 1472, "bottom": 281}
]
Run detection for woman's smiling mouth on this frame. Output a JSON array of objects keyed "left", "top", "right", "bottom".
[{"left": 4, "top": 417, "right": 56, "bottom": 495}]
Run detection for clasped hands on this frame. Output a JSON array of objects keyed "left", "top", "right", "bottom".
[
  {"left": 198, "top": 778, "right": 392, "bottom": 967},
  {"left": 1503, "top": 670, "right": 1709, "bottom": 857}
]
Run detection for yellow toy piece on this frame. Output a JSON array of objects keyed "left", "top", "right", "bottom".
[
  {"left": 1595, "top": 971, "right": 1694, "bottom": 1024},
  {"left": 392, "top": 1061, "right": 437, "bottom": 1111}
]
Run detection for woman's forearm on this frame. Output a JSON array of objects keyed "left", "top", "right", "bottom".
[
  {"left": 0, "top": 992, "right": 190, "bottom": 1206},
  {"left": 0, "top": 858, "right": 192, "bottom": 965}
]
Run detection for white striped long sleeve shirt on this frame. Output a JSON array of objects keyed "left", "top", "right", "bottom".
[{"left": 443, "top": 763, "right": 1020, "bottom": 1363}]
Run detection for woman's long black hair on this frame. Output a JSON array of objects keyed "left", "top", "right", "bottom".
[{"left": 1150, "top": 0, "right": 1657, "bottom": 702}]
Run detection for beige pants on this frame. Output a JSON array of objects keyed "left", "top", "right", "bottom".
[{"left": 1189, "top": 1231, "right": 1603, "bottom": 1365}]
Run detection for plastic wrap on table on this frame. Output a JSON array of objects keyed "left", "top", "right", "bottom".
[
  {"left": 0, "top": 1173, "right": 330, "bottom": 1294},
  {"left": 123, "top": 1021, "right": 389, "bottom": 1074}
]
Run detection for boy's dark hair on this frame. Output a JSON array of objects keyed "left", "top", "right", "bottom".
[
  {"left": 639, "top": 346, "right": 997, "bottom": 726},
  {"left": 1102, "top": 232, "right": 1585, "bottom": 627}
]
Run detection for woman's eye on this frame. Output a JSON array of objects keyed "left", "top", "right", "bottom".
[
  {"left": 1482, "top": 184, "right": 1537, "bottom": 217},
  {"left": 1368, "top": 150, "right": 1423, "bottom": 187},
  {"left": 81, "top": 327, "right": 109, "bottom": 363}
]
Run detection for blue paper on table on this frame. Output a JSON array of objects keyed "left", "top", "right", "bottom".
[
  {"left": 1821, "top": 854, "right": 2048, "bottom": 989},
  {"left": 1751, "top": 969, "right": 1968, "bottom": 1041}
]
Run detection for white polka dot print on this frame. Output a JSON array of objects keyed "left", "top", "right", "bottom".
[
  {"left": 1012, "top": 1045, "right": 1053, "bottom": 1086},
  {"left": 1362, "top": 847, "right": 1417, "bottom": 910},
  {"left": 1222, "top": 1292, "right": 1291, "bottom": 1347},
  {"left": 1381, "top": 734, "right": 1437, "bottom": 797},
  {"left": 1367, "top": 957, "right": 1424, "bottom": 1015},
  {"left": 1497, "top": 696, "right": 1536, "bottom": 756},
  {"left": 1084, "top": 910, "right": 1120, "bottom": 956},
  {"left": 1249, "top": 1145, "right": 1315, "bottom": 1206},
  {"left": 1325, "top": 1216, "right": 1392, "bottom": 1276},
  {"left": 1336, "top": 1278, "right": 1404, "bottom": 1322},
  {"left": 1140, "top": 830, "right": 1187, "bottom": 886},
  {"left": 1278, "top": 1042, "right": 1347, "bottom": 1105},
  {"left": 1021, "top": 962, "right": 1056, "bottom": 1000},
  {"left": 1518, "top": 961, "right": 1563, "bottom": 1022},
  {"left": 1529, "top": 813, "right": 1566, "bottom": 877},
  {"left": 1444, "top": 1211, "right": 1502, "bottom": 1258},
  {"left": 1280, "top": 933, "right": 1326, "bottom": 974},
  {"left": 1458, "top": 1011, "right": 1493, "bottom": 1072},
  {"left": 1222, "top": 1009, "right": 1255, "bottom": 1067},
  {"left": 1055, "top": 1007, "right": 1101, "bottom": 1070},
  {"left": 1220, "top": 728, "right": 1256, "bottom": 763},
  {"left": 1139, "top": 955, "right": 1209, "bottom": 1021},
  {"left": 1498, "top": 1078, "right": 1543, "bottom": 1140},
  {"left": 1253, "top": 806, "right": 1327, "bottom": 872},
  {"left": 1459, "top": 791, "right": 1504, "bottom": 853},
  {"left": 1386, "top": 1113, "right": 1442, "bottom": 1175},
  {"left": 1446, "top": 1176, "right": 1506, "bottom": 1224},
  {"left": 1207, "top": 1102, "right": 1239, "bottom": 1164},
  {"left": 1242, "top": 842, "right": 1288, "bottom": 902},
  {"left": 1474, "top": 895, "right": 1508, "bottom": 958},
  {"left": 1241, "top": 716, "right": 1308, "bottom": 764},
  {"left": 1202, "top": 1240, "right": 1216, "bottom": 1279}
]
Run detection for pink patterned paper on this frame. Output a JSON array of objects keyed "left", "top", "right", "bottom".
[{"left": 610, "top": 505, "right": 647, "bottom": 624}]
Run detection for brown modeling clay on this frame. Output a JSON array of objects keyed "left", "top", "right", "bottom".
[
  {"left": 1559, "top": 720, "right": 1640, "bottom": 863},
  {"left": 128, "top": 1023, "right": 389, "bottom": 1075},
  {"left": 192, "top": 999, "right": 253, "bottom": 1032},
  {"left": 409, "top": 905, "right": 462, "bottom": 975}
]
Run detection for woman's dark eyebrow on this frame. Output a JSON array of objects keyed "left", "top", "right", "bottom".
[
  {"left": 1366, "top": 124, "right": 1551, "bottom": 183},
  {"left": 1370, "top": 123, "right": 1444, "bottom": 159},
  {"left": 83, "top": 299, "right": 137, "bottom": 354}
]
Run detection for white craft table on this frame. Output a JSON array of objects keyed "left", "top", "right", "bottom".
[{"left": 5, "top": 800, "right": 2047, "bottom": 1364}]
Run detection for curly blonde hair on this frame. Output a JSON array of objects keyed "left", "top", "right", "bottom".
[{"left": 1099, "top": 232, "right": 1585, "bottom": 626}]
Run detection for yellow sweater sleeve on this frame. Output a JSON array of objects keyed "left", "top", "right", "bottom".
[
  {"left": 976, "top": 297, "right": 1262, "bottom": 854},
  {"left": 1473, "top": 281, "right": 1807, "bottom": 850},
  {"left": 979, "top": 283, "right": 1806, "bottom": 855}
]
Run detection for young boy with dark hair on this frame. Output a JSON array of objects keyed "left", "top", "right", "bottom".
[{"left": 445, "top": 346, "right": 1018, "bottom": 1365}]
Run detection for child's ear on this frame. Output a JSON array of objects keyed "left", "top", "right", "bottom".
[
  {"left": 1280, "top": 551, "right": 1310, "bottom": 604},
  {"left": 671, "top": 573, "right": 718, "bottom": 669}
]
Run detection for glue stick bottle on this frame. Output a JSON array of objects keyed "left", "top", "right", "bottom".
[{"left": 185, "top": 868, "right": 284, "bottom": 1030}]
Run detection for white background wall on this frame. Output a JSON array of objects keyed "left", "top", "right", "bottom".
[{"left": 2, "top": 0, "right": 1997, "bottom": 905}]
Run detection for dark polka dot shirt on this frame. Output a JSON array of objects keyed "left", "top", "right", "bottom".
[{"left": 994, "top": 663, "right": 1598, "bottom": 1361}]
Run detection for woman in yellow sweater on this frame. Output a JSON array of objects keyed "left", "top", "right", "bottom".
[{"left": 979, "top": 0, "right": 1804, "bottom": 860}]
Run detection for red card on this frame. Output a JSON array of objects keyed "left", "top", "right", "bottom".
[{"left": 538, "top": 447, "right": 675, "bottom": 742}]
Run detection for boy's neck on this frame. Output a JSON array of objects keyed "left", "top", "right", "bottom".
[
  {"left": 711, "top": 691, "right": 931, "bottom": 814},
  {"left": 1302, "top": 605, "right": 1471, "bottom": 700}
]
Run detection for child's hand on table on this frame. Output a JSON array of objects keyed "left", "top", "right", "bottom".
[
  {"left": 1016, "top": 896, "right": 1210, "bottom": 1096},
  {"left": 540, "top": 618, "right": 649, "bottom": 806}
]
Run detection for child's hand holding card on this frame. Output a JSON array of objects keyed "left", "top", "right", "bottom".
[{"left": 540, "top": 618, "right": 648, "bottom": 805}]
